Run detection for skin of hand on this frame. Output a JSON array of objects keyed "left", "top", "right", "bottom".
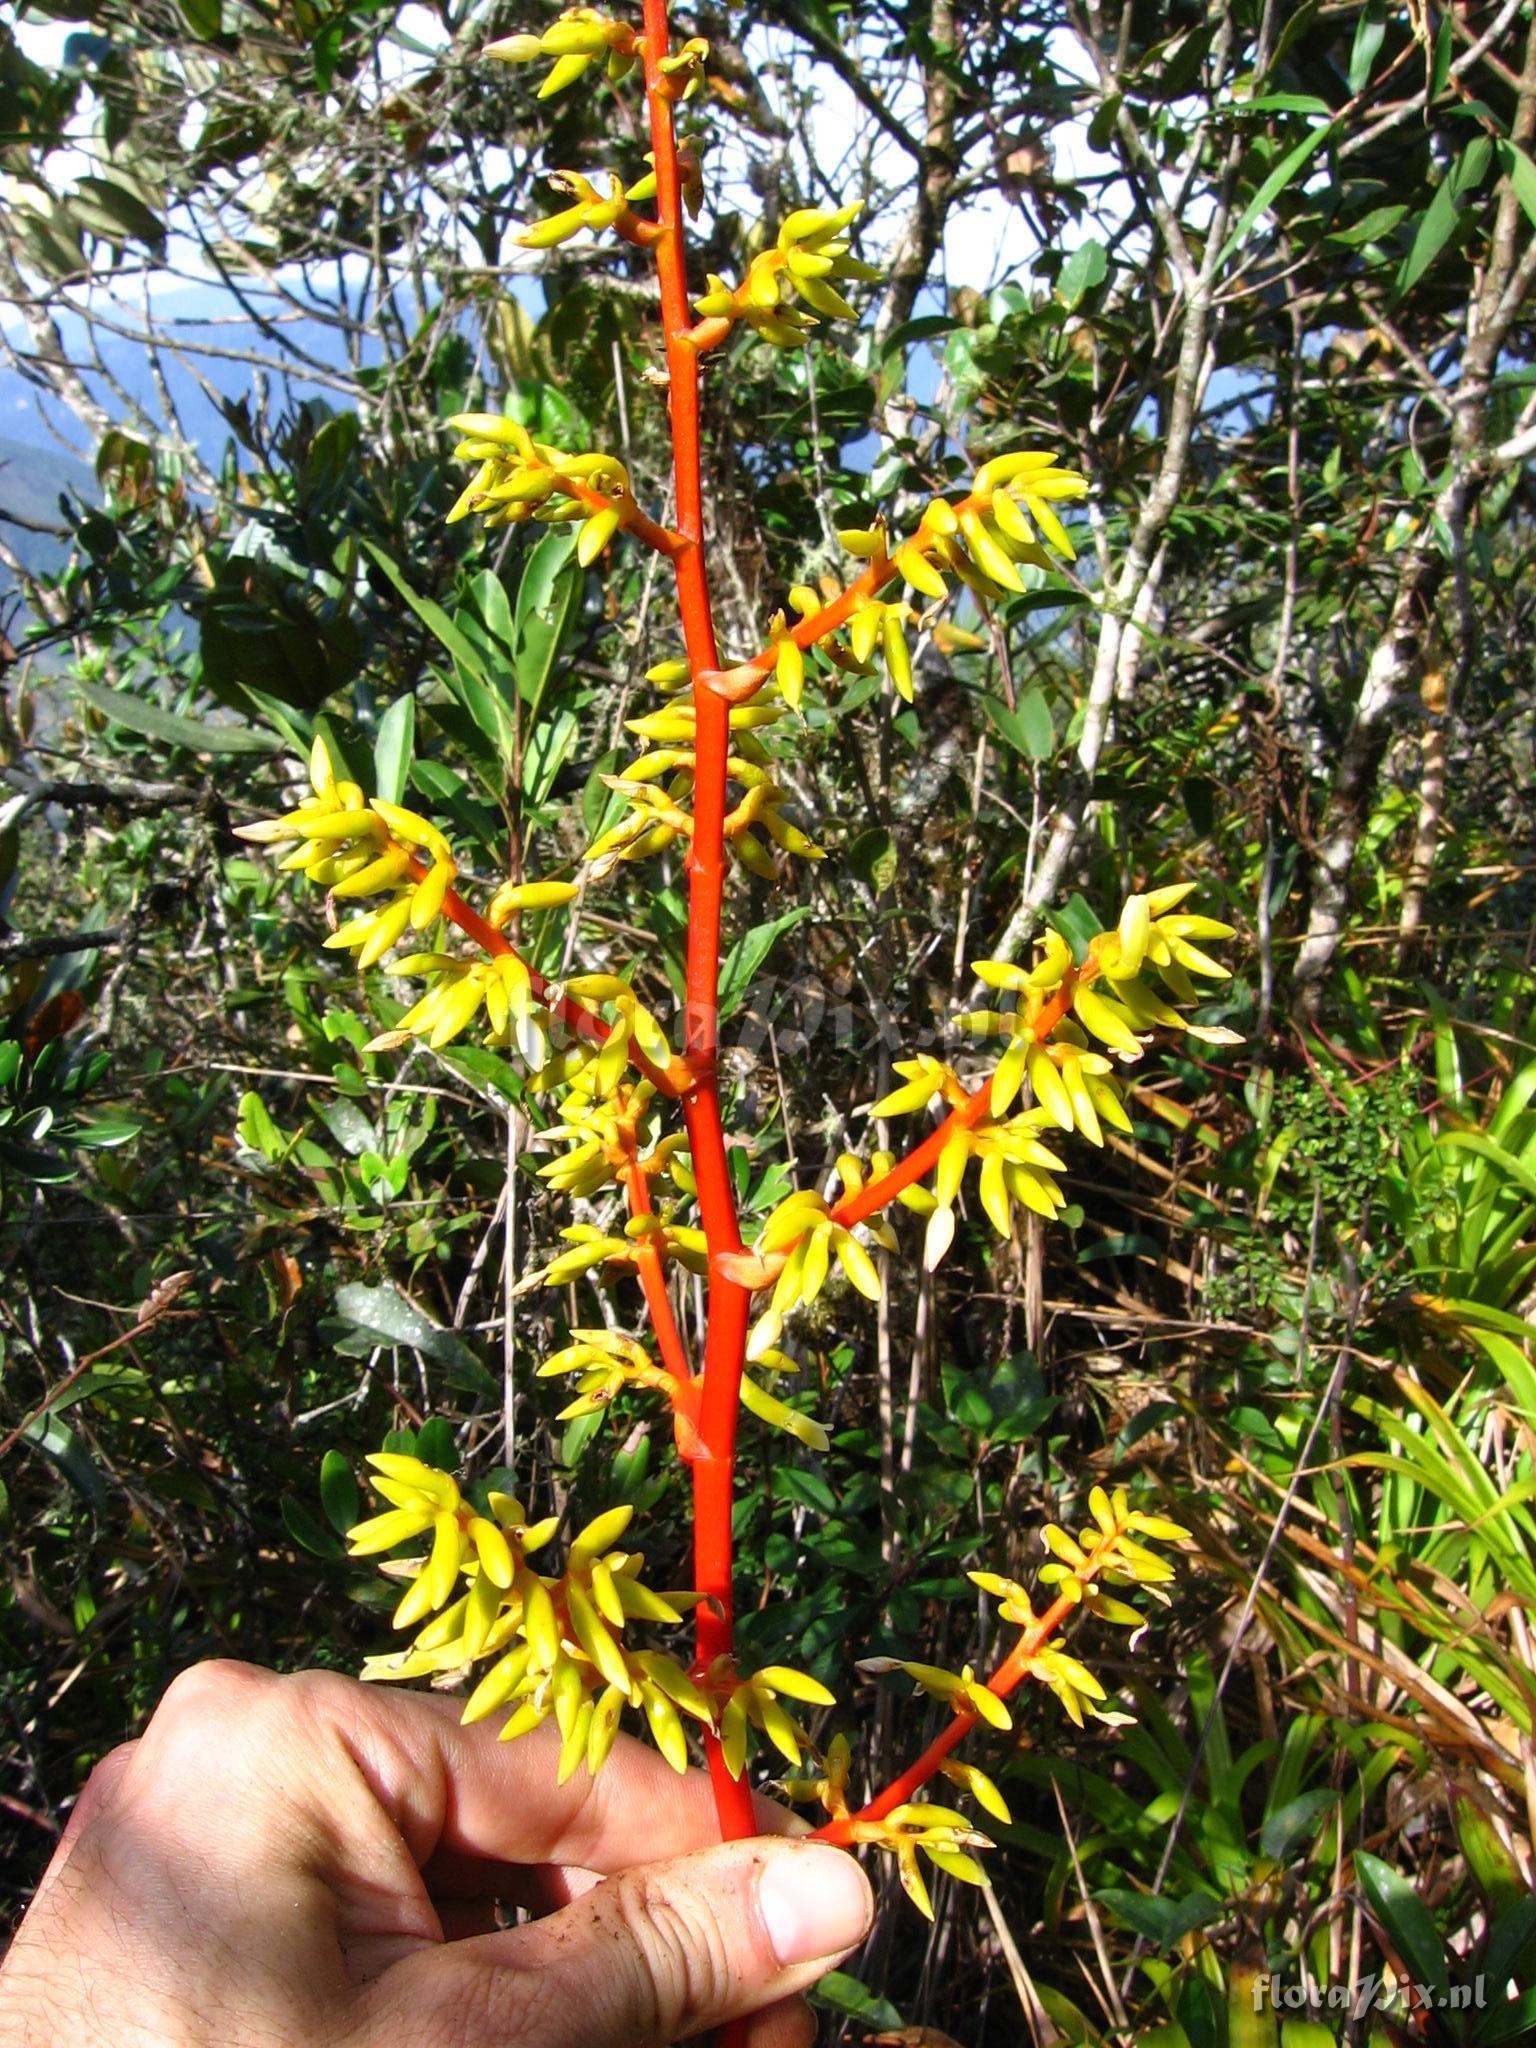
[{"left": 0, "top": 1660, "right": 874, "bottom": 2048}]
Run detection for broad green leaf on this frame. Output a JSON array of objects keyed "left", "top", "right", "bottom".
[
  {"left": 1093, "top": 1887, "right": 1222, "bottom": 1948},
  {"left": 415, "top": 1416, "right": 458, "bottom": 1473},
  {"left": 361, "top": 542, "right": 489, "bottom": 683},
  {"left": 1017, "top": 688, "right": 1055, "bottom": 759},
  {"left": 312, "top": 1096, "right": 376, "bottom": 1159},
  {"left": 74, "top": 679, "right": 281, "bottom": 755},
  {"left": 1328, "top": 204, "right": 1408, "bottom": 246},
  {"left": 513, "top": 529, "right": 582, "bottom": 718},
  {"left": 236, "top": 1089, "right": 290, "bottom": 1164},
  {"left": 282, "top": 1494, "right": 344, "bottom": 1560},
  {"left": 1497, "top": 139, "right": 1536, "bottom": 231},
  {"left": 372, "top": 694, "right": 416, "bottom": 805},
  {"left": 720, "top": 908, "right": 812, "bottom": 1014},
  {"left": 984, "top": 691, "right": 1053, "bottom": 760},
  {"left": 848, "top": 827, "right": 898, "bottom": 895},
  {"left": 1353, "top": 1850, "right": 1449, "bottom": 2004},
  {"left": 1259, "top": 1788, "right": 1338, "bottom": 1859},
  {"left": 24, "top": 1413, "right": 106, "bottom": 1509},
  {"left": 523, "top": 706, "right": 580, "bottom": 805},
  {"left": 332, "top": 1279, "right": 483, "bottom": 1380},
  {"left": 467, "top": 567, "right": 516, "bottom": 655},
  {"left": 1217, "top": 121, "right": 1338, "bottom": 272},
  {"left": 319, "top": 1450, "right": 359, "bottom": 1536},
  {"left": 878, "top": 313, "right": 958, "bottom": 362},
  {"left": 812, "top": 1973, "right": 904, "bottom": 2030},
  {"left": 1057, "top": 238, "right": 1107, "bottom": 309}
]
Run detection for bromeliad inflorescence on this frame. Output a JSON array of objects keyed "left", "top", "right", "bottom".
[{"left": 242, "top": 0, "right": 1233, "bottom": 1935}]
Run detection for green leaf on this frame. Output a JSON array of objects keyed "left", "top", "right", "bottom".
[
  {"left": 1056, "top": 238, "right": 1107, "bottom": 310},
  {"left": 332, "top": 1280, "right": 486, "bottom": 1385},
  {"left": 24, "top": 1413, "right": 106, "bottom": 1509},
  {"left": 1217, "top": 121, "right": 1338, "bottom": 272},
  {"left": 1017, "top": 688, "right": 1055, "bottom": 760},
  {"left": 1481, "top": 1897, "right": 1536, "bottom": 2021},
  {"left": 466, "top": 567, "right": 516, "bottom": 655},
  {"left": 1232, "top": 93, "right": 1331, "bottom": 116},
  {"left": 1259, "top": 1788, "right": 1338, "bottom": 1859},
  {"left": 514, "top": 530, "right": 583, "bottom": 719},
  {"left": 74, "top": 679, "right": 281, "bottom": 756},
  {"left": 720, "top": 908, "right": 813, "bottom": 1014},
  {"left": 1348, "top": 2, "right": 1385, "bottom": 94},
  {"left": 1354, "top": 1850, "right": 1450, "bottom": 2004},
  {"left": 319, "top": 1451, "right": 359, "bottom": 1536},
  {"left": 561, "top": 1409, "right": 604, "bottom": 1466},
  {"left": 1431, "top": 11, "right": 1453, "bottom": 96},
  {"left": 775, "top": 1468, "right": 837, "bottom": 1516},
  {"left": 282, "top": 1493, "right": 344, "bottom": 1560},
  {"left": 361, "top": 542, "right": 489, "bottom": 683},
  {"left": 1328, "top": 203, "right": 1408, "bottom": 246},
  {"left": 373, "top": 695, "right": 416, "bottom": 806},
  {"left": 1094, "top": 1888, "right": 1222, "bottom": 1948},
  {"left": 69, "top": 174, "right": 165, "bottom": 252},
  {"left": 1395, "top": 164, "right": 1473, "bottom": 298},
  {"left": 848, "top": 828, "right": 898, "bottom": 895},
  {"left": 878, "top": 313, "right": 958, "bottom": 362},
  {"left": 415, "top": 1416, "right": 458, "bottom": 1473},
  {"left": 523, "top": 707, "right": 580, "bottom": 805},
  {"left": 1497, "top": 140, "right": 1536, "bottom": 232},
  {"left": 313, "top": 1096, "right": 376, "bottom": 1159},
  {"left": 1048, "top": 892, "right": 1103, "bottom": 963},
  {"left": 73, "top": 1116, "right": 140, "bottom": 1150},
  {"left": 984, "top": 691, "right": 1054, "bottom": 760},
  {"left": 236, "top": 1089, "right": 290, "bottom": 1164},
  {"left": 812, "top": 1972, "right": 904, "bottom": 2029},
  {"left": 1450, "top": 1786, "right": 1525, "bottom": 1915}
]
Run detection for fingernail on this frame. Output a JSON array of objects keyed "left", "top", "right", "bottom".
[{"left": 759, "top": 1844, "right": 873, "bottom": 1966}]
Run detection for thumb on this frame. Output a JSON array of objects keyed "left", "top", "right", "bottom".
[{"left": 389, "top": 1836, "right": 873, "bottom": 2048}]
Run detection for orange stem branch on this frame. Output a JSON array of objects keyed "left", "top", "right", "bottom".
[
  {"left": 830, "top": 972, "right": 1082, "bottom": 1232},
  {"left": 811, "top": 1589, "right": 1079, "bottom": 1845},
  {"left": 397, "top": 848, "right": 687, "bottom": 1098},
  {"left": 621, "top": 1145, "right": 694, "bottom": 1390},
  {"left": 561, "top": 475, "right": 685, "bottom": 558},
  {"left": 639, "top": 0, "right": 757, "bottom": 1863},
  {"left": 701, "top": 493, "right": 994, "bottom": 706}
]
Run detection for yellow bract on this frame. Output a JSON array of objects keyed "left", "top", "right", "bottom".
[
  {"left": 858, "top": 1655, "right": 1011, "bottom": 1731},
  {"left": 516, "top": 168, "right": 637, "bottom": 250},
  {"left": 236, "top": 742, "right": 458, "bottom": 972},
  {"left": 353, "top": 1454, "right": 720, "bottom": 1781},
  {"left": 717, "top": 1661, "right": 837, "bottom": 1779},
  {"left": 694, "top": 203, "right": 881, "bottom": 348},
  {"left": 962, "top": 889, "right": 1237, "bottom": 1149},
  {"left": 446, "top": 413, "right": 635, "bottom": 563},
  {"left": 963, "top": 1485, "right": 1192, "bottom": 1737},
  {"left": 741, "top": 1186, "right": 887, "bottom": 1358},
  {"left": 584, "top": 699, "right": 821, "bottom": 884},
  {"left": 848, "top": 1803, "right": 994, "bottom": 1921},
  {"left": 484, "top": 9, "right": 639, "bottom": 98}
]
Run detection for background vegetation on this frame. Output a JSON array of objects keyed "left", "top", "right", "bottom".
[{"left": 2, "top": 0, "right": 1535, "bottom": 2040}]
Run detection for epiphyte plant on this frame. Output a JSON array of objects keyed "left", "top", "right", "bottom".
[{"left": 238, "top": 0, "right": 1233, "bottom": 2003}]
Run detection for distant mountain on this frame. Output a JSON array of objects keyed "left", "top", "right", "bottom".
[{"left": 0, "top": 286, "right": 346, "bottom": 633}]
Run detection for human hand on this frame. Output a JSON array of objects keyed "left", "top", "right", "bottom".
[{"left": 0, "top": 1659, "right": 873, "bottom": 2047}]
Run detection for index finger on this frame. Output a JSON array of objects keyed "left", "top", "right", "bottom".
[
  {"left": 130, "top": 1663, "right": 792, "bottom": 1880},
  {"left": 342, "top": 1676, "right": 798, "bottom": 1873}
]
